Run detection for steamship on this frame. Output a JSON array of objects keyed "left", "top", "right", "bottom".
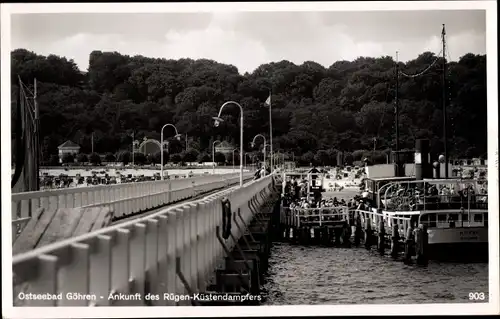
[
  {"left": 361, "top": 24, "right": 488, "bottom": 262},
  {"left": 363, "top": 140, "right": 488, "bottom": 262}
]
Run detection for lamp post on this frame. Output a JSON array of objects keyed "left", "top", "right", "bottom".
[
  {"left": 161, "top": 123, "right": 182, "bottom": 180},
  {"left": 251, "top": 134, "right": 267, "bottom": 176},
  {"left": 131, "top": 132, "right": 135, "bottom": 167},
  {"left": 232, "top": 148, "right": 239, "bottom": 173},
  {"left": 212, "top": 140, "right": 221, "bottom": 175},
  {"left": 213, "top": 101, "right": 244, "bottom": 187}
]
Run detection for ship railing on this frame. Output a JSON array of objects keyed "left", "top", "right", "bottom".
[
  {"left": 418, "top": 208, "right": 488, "bottom": 229},
  {"left": 382, "top": 194, "right": 488, "bottom": 212},
  {"left": 280, "top": 206, "right": 350, "bottom": 227},
  {"left": 350, "top": 208, "right": 417, "bottom": 239}
]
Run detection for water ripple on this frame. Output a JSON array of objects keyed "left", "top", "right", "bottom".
[{"left": 261, "top": 242, "right": 489, "bottom": 305}]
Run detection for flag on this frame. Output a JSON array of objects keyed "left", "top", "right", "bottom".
[{"left": 264, "top": 94, "right": 271, "bottom": 107}]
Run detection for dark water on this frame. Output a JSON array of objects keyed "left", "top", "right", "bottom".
[{"left": 261, "top": 242, "right": 489, "bottom": 304}]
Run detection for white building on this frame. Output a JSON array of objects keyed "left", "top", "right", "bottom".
[{"left": 58, "top": 140, "right": 80, "bottom": 163}]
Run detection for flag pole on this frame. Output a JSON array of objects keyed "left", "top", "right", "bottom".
[
  {"left": 268, "top": 88, "right": 273, "bottom": 171},
  {"left": 132, "top": 132, "right": 135, "bottom": 167}
]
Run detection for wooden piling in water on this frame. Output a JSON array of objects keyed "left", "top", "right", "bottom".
[
  {"left": 415, "top": 224, "right": 428, "bottom": 266},
  {"left": 364, "top": 217, "right": 372, "bottom": 250},
  {"left": 377, "top": 219, "right": 386, "bottom": 255},
  {"left": 202, "top": 186, "right": 279, "bottom": 306},
  {"left": 354, "top": 215, "right": 362, "bottom": 247},
  {"left": 404, "top": 224, "right": 415, "bottom": 264},
  {"left": 391, "top": 224, "right": 400, "bottom": 258}
]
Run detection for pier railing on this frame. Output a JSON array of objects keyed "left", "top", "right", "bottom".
[
  {"left": 11, "top": 172, "right": 253, "bottom": 241},
  {"left": 12, "top": 174, "right": 276, "bottom": 306},
  {"left": 280, "top": 206, "right": 349, "bottom": 228}
]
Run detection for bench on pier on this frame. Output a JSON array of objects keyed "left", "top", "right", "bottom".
[{"left": 12, "top": 206, "right": 114, "bottom": 255}]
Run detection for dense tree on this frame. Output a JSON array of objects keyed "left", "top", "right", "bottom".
[
  {"left": 146, "top": 153, "right": 157, "bottom": 164},
  {"left": 62, "top": 153, "right": 74, "bottom": 164},
  {"left": 197, "top": 152, "right": 211, "bottom": 163},
  {"left": 76, "top": 153, "right": 88, "bottom": 163},
  {"left": 182, "top": 148, "right": 199, "bottom": 163},
  {"left": 49, "top": 154, "right": 60, "bottom": 166},
  {"left": 134, "top": 152, "right": 147, "bottom": 165},
  {"left": 104, "top": 152, "right": 116, "bottom": 162},
  {"left": 117, "top": 150, "right": 131, "bottom": 165},
  {"left": 170, "top": 153, "right": 182, "bottom": 164},
  {"left": 155, "top": 151, "right": 169, "bottom": 165},
  {"left": 89, "top": 152, "right": 101, "bottom": 165},
  {"left": 214, "top": 152, "right": 226, "bottom": 164},
  {"left": 10, "top": 48, "right": 487, "bottom": 164}
]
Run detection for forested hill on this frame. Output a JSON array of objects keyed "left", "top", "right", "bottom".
[{"left": 11, "top": 48, "right": 486, "bottom": 165}]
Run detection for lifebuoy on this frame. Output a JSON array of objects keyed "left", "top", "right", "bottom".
[
  {"left": 221, "top": 198, "right": 232, "bottom": 239},
  {"left": 463, "top": 188, "right": 469, "bottom": 197}
]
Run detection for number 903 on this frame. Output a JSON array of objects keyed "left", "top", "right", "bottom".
[{"left": 469, "top": 292, "right": 486, "bottom": 301}]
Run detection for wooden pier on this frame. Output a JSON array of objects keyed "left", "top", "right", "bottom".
[{"left": 278, "top": 206, "right": 429, "bottom": 266}]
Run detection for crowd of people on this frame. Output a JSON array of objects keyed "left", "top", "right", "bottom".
[
  {"left": 383, "top": 181, "right": 488, "bottom": 211},
  {"left": 280, "top": 167, "right": 374, "bottom": 225},
  {"left": 253, "top": 164, "right": 272, "bottom": 180},
  {"left": 39, "top": 171, "right": 197, "bottom": 190}
]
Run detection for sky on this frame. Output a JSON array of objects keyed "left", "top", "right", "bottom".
[{"left": 10, "top": 10, "right": 486, "bottom": 74}]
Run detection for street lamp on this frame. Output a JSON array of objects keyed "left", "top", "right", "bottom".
[
  {"left": 161, "top": 123, "right": 182, "bottom": 180},
  {"left": 251, "top": 134, "right": 267, "bottom": 176},
  {"left": 213, "top": 101, "right": 244, "bottom": 187},
  {"left": 212, "top": 140, "right": 221, "bottom": 175},
  {"left": 232, "top": 148, "right": 239, "bottom": 173}
]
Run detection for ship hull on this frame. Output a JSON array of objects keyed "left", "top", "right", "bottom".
[{"left": 427, "top": 227, "right": 488, "bottom": 262}]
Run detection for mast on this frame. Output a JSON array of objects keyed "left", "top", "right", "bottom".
[
  {"left": 442, "top": 24, "right": 448, "bottom": 178},
  {"left": 395, "top": 51, "right": 400, "bottom": 176},
  {"left": 34, "top": 78, "right": 40, "bottom": 190}
]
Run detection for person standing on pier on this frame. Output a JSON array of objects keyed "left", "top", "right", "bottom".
[
  {"left": 357, "top": 199, "right": 367, "bottom": 211},
  {"left": 308, "top": 166, "right": 320, "bottom": 175},
  {"left": 293, "top": 177, "right": 300, "bottom": 200}
]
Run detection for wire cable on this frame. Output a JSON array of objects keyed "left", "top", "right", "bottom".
[{"left": 399, "top": 49, "right": 443, "bottom": 78}]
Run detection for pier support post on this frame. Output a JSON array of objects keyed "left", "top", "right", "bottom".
[
  {"left": 404, "top": 224, "right": 414, "bottom": 264},
  {"left": 290, "top": 226, "right": 296, "bottom": 243},
  {"left": 377, "top": 218, "right": 385, "bottom": 255},
  {"left": 313, "top": 228, "right": 321, "bottom": 245},
  {"left": 415, "top": 224, "right": 428, "bottom": 266},
  {"left": 364, "top": 217, "right": 372, "bottom": 250},
  {"left": 354, "top": 214, "right": 362, "bottom": 247},
  {"left": 321, "top": 226, "right": 330, "bottom": 246},
  {"left": 342, "top": 221, "right": 351, "bottom": 247},
  {"left": 390, "top": 224, "right": 400, "bottom": 258},
  {"left": 334, "top": 227, "right": 342, "bottom": 247}
]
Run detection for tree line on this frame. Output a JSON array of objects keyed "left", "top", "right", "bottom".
[{"left": 10, "top": 48, "right": 487, "bottom": 167}]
